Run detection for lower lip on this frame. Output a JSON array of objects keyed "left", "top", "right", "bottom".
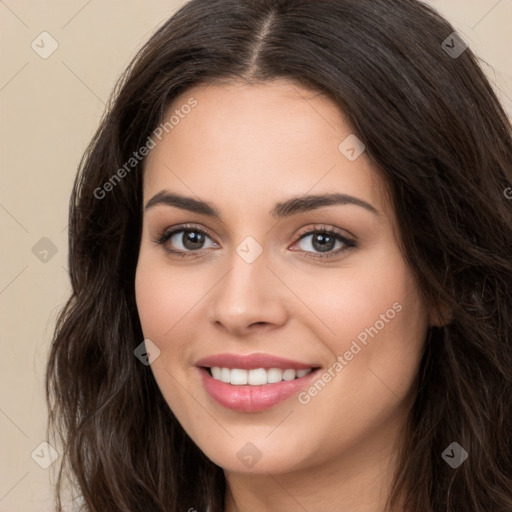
[{"left": 198, "top": 367, "right": 319, "bottom": 412}]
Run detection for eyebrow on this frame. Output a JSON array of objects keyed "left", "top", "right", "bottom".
[{"left": 144, "top": 190, "right": 379, "bottom": 218}]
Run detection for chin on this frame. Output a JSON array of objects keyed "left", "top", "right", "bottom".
[{"left": 194, "top": 433, "right": 313, "bottom": 475}]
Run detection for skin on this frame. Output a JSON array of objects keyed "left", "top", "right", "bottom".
[{"left": 135, "top": 79, "right": 437, "bottom": 512}]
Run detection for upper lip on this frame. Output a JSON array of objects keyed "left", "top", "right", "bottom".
[{"left": 195, "top": 352, "right": 320, "bottom": 370}]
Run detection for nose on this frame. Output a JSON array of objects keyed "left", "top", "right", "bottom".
[{"left": 206, "top": 247, "right": 288, "bottom": 337}]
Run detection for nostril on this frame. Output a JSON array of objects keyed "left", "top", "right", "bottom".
[{"left": 250, "top": 322, "right": 268, "bottom": 328}]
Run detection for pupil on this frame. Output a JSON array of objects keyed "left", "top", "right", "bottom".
[
  {"left": 183, "top": 230, "right": 204, "bottom": 250},
  {"left": 313, "top": 233, "right": 334, "bottom": 253}
]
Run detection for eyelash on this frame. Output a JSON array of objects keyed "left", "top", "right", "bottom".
[{"left": 153, "top": 223, "right": 357, "bottom": 260}]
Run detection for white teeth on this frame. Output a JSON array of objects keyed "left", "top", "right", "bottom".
[
  {"left": 282, "top": 369, "right": 296, "bottom": 381},
  {"left": 248, "top": 368, "right": 267, "bottom": 385},
  {"left": 209, "top": 367, "right": 313, "bottom": 385},
  {"left": 220, "top": 367, "right": 231, "bottom": 383},
  {"left": 267, "top": 368, "right": 283, "bottom": 383},
  {"left": 230, "top": 369, "right": 248, "bottom": 385}
]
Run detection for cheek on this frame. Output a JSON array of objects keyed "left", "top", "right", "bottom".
[
  {"left": 134, "top": 253, "right": 203, "bottom": 419},
  {"left": 292, "top": 251, "right": 424, "bottom": 347},
  {"left": 295, "top": 264, "right": 428, "bottom": 453},
  {"left": 134, "top": 248, "right": 219, "bottom": 404},
  {"left": 299, "top": 247, "right": 428, "bottom": 395},
  {"left": 135, "top": 249, "right": 205, "bottom": 342}
]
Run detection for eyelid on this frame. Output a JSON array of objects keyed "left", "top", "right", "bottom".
[
  {"left": 295, "top": 223, "right": 356, "bottom": 241},
  {"left": 153, "top": 223, "right": 217, "bottom": 245}
]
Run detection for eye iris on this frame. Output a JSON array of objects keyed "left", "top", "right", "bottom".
[
  {"left": 182, "top": 230, "right": 205, "bottom": 250},
  {"left": 313, "top": 233, "right": 335, "bottom": 253}
]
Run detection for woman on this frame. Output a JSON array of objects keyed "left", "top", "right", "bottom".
[{"left": 46, "top": 0, "right": 512, "bottom": 510}]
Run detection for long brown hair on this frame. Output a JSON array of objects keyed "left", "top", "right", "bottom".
[{"left": 46, "top": 0, "right": 512, "bottom": 510}]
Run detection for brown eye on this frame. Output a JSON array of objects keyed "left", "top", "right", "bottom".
[
  {"left": 176, "top": 230, "right": 207, "bottom": 250},
  {"left": 154, "top": 225, "right": 217, "bottom": 257},
  {"left": 292, "top": 227, "right": 356, "bottom": 260}
]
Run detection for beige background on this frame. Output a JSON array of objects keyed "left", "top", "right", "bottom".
[{"left": 1, "top": 1, "right": 511, "bottom": 510}]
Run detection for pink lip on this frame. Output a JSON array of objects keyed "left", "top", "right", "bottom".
[
  {"left": 195, "top": 353, "right": 321, "bottom": 413},
  {"left": 198, "top": 368, "right": 320, "bottom": 412},
  {"left": 195, "top": 352, "right": 318, "bottom": 370}
]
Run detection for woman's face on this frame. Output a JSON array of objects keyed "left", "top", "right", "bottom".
[{"left": 135, "top": 79, "right": 432, "bottom": 475}]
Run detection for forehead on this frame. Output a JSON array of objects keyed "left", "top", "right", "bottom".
[{"left": 142, "top": 79, "right": 389, "bottom": 219}]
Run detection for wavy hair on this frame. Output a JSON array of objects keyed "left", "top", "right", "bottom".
[{"left": 46, "top": 0, "right": 512, "bottom": 510}]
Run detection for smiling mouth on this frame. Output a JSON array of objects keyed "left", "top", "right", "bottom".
[
  {"left": 202, "top": 366, "right": 320, "bottom": 385},
  {"left": 198, "top": 365, "right": 322, "bottom": 412}
]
